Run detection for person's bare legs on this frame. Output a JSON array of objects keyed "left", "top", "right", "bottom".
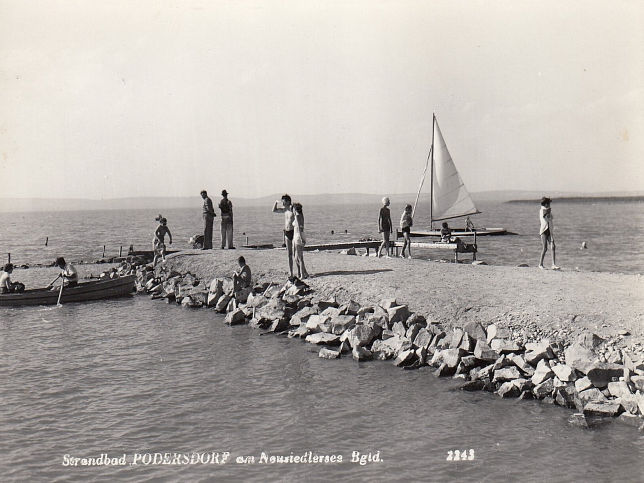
[
  {"left": 404, "top": 232, "right": 412, "bottom": 258},
  {"left": 539, "top": 234, "right": 548, "bottom": 268},
  {"left": 378, "top": 232, "right": 390, "bottom": 257},
  {"left": 551, "top": 240, "right": 558, "bottom": 269},
  {"left": 286, "top": 238, "right": 294, "bottom": 277}
]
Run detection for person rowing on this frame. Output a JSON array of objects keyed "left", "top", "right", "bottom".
[{"left": 47, "top": 257, "right": 79, "bottom": 289}]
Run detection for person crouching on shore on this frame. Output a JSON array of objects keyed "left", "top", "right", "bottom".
[
  {"left": 48, "top": 257, "right": 79, "bottom": 288},
  {"left": 377, "top": 197, "right": 392, "bottom": 258},
  {"left": 539, "top": 197, "right": 560, "bottom": 270},
  {"left": 400, "top": 204, "right": 413, "bottom": 259},
  {"left": 232, "top": 256, "right": 252, "bottom": 303},
  {"left": 0, "top": 263, "right": 25, "bottom": 293}
]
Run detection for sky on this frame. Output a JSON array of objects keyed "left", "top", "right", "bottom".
[{"left": 0, "top": 0, "right": 642, "bottom": 200}]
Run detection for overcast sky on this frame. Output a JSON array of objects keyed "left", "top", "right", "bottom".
[{"left": 0, "top": 0, "right": 642, "bottom": 200}]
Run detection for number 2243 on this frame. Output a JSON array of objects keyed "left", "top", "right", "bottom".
[{"left": 447, "top": 449, "right": 475, "bottom": 461}]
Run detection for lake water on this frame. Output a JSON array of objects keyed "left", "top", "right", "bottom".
[{"left": 1, "top": 200, "right": 643, "bottom": 481}]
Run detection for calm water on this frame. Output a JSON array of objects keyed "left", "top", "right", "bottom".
[
  {"left": 1, "top": 298, "right": 642, "bottom": 482},
  {"left": 1, "top": 200, "right": 643, "bottom": 273},
  {"left": 1, "top": 201, "right": 643, "bottom": 481}
]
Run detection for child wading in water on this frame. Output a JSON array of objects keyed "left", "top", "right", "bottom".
[
  {"left": 153, "top": 215, "right": 173, "bottom": 266},
  {"left": 377, "top": 197, "right": 392, "bottom": 258},
  {"left": 400, "top": 204, "right": 413, "bottom": 258},
  {"left": 538, "top": 197, "right": 559, "bottom": 270}
]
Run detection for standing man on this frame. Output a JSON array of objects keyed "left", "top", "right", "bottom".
[
  {"left": 272, "top": 194, "right": 295, "bottom": 279},
  {"left": 201, "top": 190, "right": 216, "bottom": 250},
  {"left": 219, "top": 189, "right": 234, "bottom": 249},
  {"left": 538, "top": 197, "right": 560, "bottom": 270}
]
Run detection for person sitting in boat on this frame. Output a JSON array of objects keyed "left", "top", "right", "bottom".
[
  {"left": 400, "top": 204, "right": 413, "bottom": 259},
  {"left": 48, "top": 257, "right": 78, "bottom": 289},
  {"left": 0, "top": 263, "right": 25, "bottom": 293},
  {"left": 440, "top": 222, "right": 452, "bottom": 243},
  {"left": 153, "top": 215, "right": 173, "bottom": 266}
]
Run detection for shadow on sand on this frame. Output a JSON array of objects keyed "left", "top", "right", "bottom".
[{"left": 311, "top": 269, "right": 393, "bottom": 278}]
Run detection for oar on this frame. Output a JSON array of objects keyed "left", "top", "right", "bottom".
[{"left": 56, "top": 283, "right": 64, "bottom": 306}]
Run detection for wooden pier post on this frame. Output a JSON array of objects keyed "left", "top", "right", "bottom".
[
  {"left": 119, "top": 246, "right": 123, "bottom": 257},
  {"left": 7, "top": 253, "right": 10, "bottom": 264},
  {"left": 102, "top": 245, "right": 106, "bottom": 258},
  {"left": 45, "top": 236, "right": 48, "bottom": 246}
]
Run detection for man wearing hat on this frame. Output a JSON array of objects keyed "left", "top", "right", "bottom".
[
  {"left": 219, "top": 189, "right": 234, "bottom": 249},
  {"left": 201, "top": 190, "right": 216, "bottom": 250}
]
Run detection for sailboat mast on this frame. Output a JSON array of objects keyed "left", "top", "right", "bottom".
[{"left": 429, "top": 113, "right": 436, "bottom": 229}]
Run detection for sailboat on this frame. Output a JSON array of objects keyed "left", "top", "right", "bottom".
[{"left": 406, "top": 114, "right": 507, "bottom": 237}]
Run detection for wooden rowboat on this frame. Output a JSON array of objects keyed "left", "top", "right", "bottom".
[{"left": 0, "top": 275, "right": 136, "bottom": 307}]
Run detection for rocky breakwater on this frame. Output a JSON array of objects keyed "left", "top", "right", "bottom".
[{"left": 132, "top": 264, "right": 644, "bottom": 431}]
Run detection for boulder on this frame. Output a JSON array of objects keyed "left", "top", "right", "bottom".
[
  {"left": 508, "top": 354, "right": 535, "bottom": 376},
  {"left": 415, "top": 347, "right": 428, "bottom": 365},
  {"left": 497, "top": 381, "right": 521, "bottom": 398},
  {"left": 564, "top": 343, "right": 597, "bottom": 373},
  {"left": 352, "top": 346, "right": 373, "bottom": 361},
  {"left": 577, "top": 332, "right": 605, "bottom": 349},
  {"left": 583, "top": 402, "right": 622, "bottom": 418},
  {"left": 330, "top": 315, "right": 356, "bottom": 335},
  {"left": 574, "top": 376, "right": 593, "bottom": 393},
  {"left": 306, "top": 314, "right": 333, "bottom": 334},
  {"left": 367, "top": 313, "right": 389, "bottom": 330},
  {"left": 207, "top": 279, "right": 224, "bottom": 306},
  {"left": 429, "top": 331, "right": 446, "bottom": 348},
  {"left": 531, "top": 363, "right": 554, "bottom": 385},
  {"left": 357, "top": 306, "right": 375, "bottom": 318},
  {"left": 461, "top": 380, "right": 485, "bottom": 392},
  {"left": 393, "top": 349, "right": 416, "bottom": 367},
  {"left": 554, "top": 385, "right": 577, "bottom": 408},
  {"left": 490, "top": 339, "right": 522, "bottom": 354},
  {"left": 631, "top": 375, "right": 644, "bottom": 392},
  {"left": 319, "top": 306, "right": 341, "bottom": 319},
  {"left": 463, "top": 321, "right": 487, "bottom": 341},
  {"left": 215, "top": 293, "right": 232, "bottom": 312},
  {"left": 305, "top": 333, "right": 341, "bottom": 345},
  {"left": 524, "top": 342, "right": 555, "bottom": 366},
  {"left": 392, "top": 321, "right": 407, "bottom": 338},
  {"left": 388, "top": 305, "right": 411, "bottom": 325},
  {"left": 493, "top": 367, "right": 521, "bottom": 383},
  {"left": 289, "top": 305, "right": 317, "bottom": 326},
  {"left": 473, "top": 340, "right": 498, "bottom": 363},
  {"left": 406, "top": 323, "right": 423, "bottom": 342},
  {"left": 471, "top": 364, "right": 494, "bottom": 381},
  {"left": 574, "top": 387, "right": 607, "bottom": 411},
  {"left": 256, "top": 299, "right": 287, "bottom": 321},
  {"left": 486, "top": 324, "right": 497, "bottom": 343},
  {"left": 317, "top": 297, "right": 339, "bottom": 311},
  {"left": 319, "top": 348, "right": 341, "bottom": 359},
  {"left": 350, "top": 323, "right": 379, "bottom": 347},
  {"left": 459, "top": 355, "right": 480, "bottom": 370},
  {"left": 607, "top": 381, "right": 632, "bottom": 399},
  {"left": 246, "top": 291, "right": 268, "bottom": 309},
  {"left": 406, "top": 313, "right": 427, "bottom": 327},
  {"left": 513, "top": 378, "right": 533, "bottom": 393},
  {"left": 435, "top": 363, "right": 455, "bottom": 377},
  {"left": 413, "top": 328, "right": 433, "bottom": 350},
  {"left": 459, "top": 332, "right": 475, "bottom": 352},
  {"left": 339, "top": 300, "right": 361, "bottom": 316},
  {"left": 339, "top": 340, "right": 352, "bottom": 354},
  {"left": 551, "top": 364, "right": 577, "bottom": 383},
  {"left": 371, "top": 339, "right": 395, "bottom": 360},
  {"left": 442, "top": 348, "right": 467, "bottom": 368},
  {"left": 533, "top": 378, "right": 555, "bottom": 399},
  {"left": 379, "top": 298, "right": 398, "bottom": 311},
  {"left": 449, "top": 328, "right": 464, "bottom": 349},
  {"left": 269, "top": 318, "right": 290, "bottom": 332},
  {"left": 288, "top": 325, "right": 309, "bottom": 338},
  {"left": 615, "top": 394, "right": 640, "bottom": 415},
  {"left": 224, "top": 308, "right": 246, "bottom": 325},
  {"left": 585, "top": 363, "right": 624, "bottom": 388}
]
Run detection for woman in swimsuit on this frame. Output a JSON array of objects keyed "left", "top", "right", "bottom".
[{"left": 292, "top": 203, "right": 309, "bottom": 279}]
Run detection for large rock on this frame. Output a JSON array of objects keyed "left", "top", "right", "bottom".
[
  {"left": 371, "top": 339, "right": 395, "bottom": 360},
  {"left": 413, "top": 328, "right": 433, "bottom": 350},
  {"left": 463, "top": 321, "right": 487, "bottom": 341},
  {"left": 531, "top": 362, "right": 554, "bottom": 385},
  {"left": 306, "top": 314, "right": 333, "bottom": 334},
  {"left": 435, "top": 363, "right": 455, "bottom": 377},
  {"left": 551, "top": 364, "right": 577, "bottom": 383},
  {"left": 215, "top": 293, "right": 232, "bottom": 312},
  {"left": 497, "top": 381, "right": 521, "bottom": 398},
  {"left": 388, "top": 305, "right": 411, "bottom": 325},
  {"left": 256, "top": 299, "right": 287, "bottom": 321},
  {"left": 524, "top": 342, "right": 555, "bottom": 366},
  {"left": 439, "top": 348, "right": 466, "bottom": 368},
  {"left": 393, "top": 349, "right": 416, "bottom": 367},
  {"left": 207, "top": 278, "right": 224, "bottom": 306},
  {"left": 379, "top": 298, "right": 398, "bottom": 311},
  {"left": 317, "top": 297, "right": 339, "bottom": 310},
  {"left": 490, "top": 339, "right": 522, "bottom": 354},
  {"left": 554, "top": 384, "right": 577, "bottom": 408},
  {"left": 406, "top": 323, "right": 423, "bottom": 342},
  {"left": 585, "top": 363, "right": 624, "bottom": 388},
  {"left": 319, "top": 348, "right": 341, "bottom": 359},
  {"left": 352, "top": 346, "right": 373, "bottom": 361},
  {"left": 392, "top": 321, "right": 407, "bottom": 337},
  {"left": 574, "top": 376, "right": 593, "bottom": 393},
  {"left": 305, "top": 333, "right": 341, "bottom": 345},
  {"left": 607, "top": 381, "right": 632, "bottom": 399},
  {"left": 574, "top": 387, "right": 607, "bottom": 411},
  {"left": 632, "top": 375, "right": 644, "bottom": 392},
  {"left": 459, "top": 332, "right": 475, "bottom": 352},
  {"left": 474, "top": 340, "right": 498, "bottom": 363},
  {"left": 406, "top": 313, "right": 427, "bottom": 328},
  {"left": 288, "top": 325, "right": 309, "bottom": 338},
  {"left": 461, "top": 380, "right": 485, "bottom": 392},
  {"left": 330, "top": 315, "right": 356, "bottom": 335},
  {"left": 533, "top": 378, "right": 555, "bottom": 399},
  {"left": 338, "top": 300, "right": 361, "bottom": 316},
  {"left": 577, "top": 332, "right": 605, "bottom": 349},
  {"left": 290, "top": 306, "right": 317, "bottom": 326},
  {"left": 583, "top": 402, "right": 622, "bottom": 418},
  {"left": 319, "top": 306, "right": 341, "bottom": 319},
  {"left": 350, "top": 323, "right": 380, "bottom": 347},
  {"left": 269, "top": 318, "right": 290, "bottom": 332},
  {"left": 224, "top": 308, "right": 246, "bottom": 325},
  {"left": 493, "top": 367, "right": 521, "bottom": 383},
  {"left": 564, "top": 343, "right": 598, "bottom": 373},
  {"left": 449, "top": 328, "right": 464, "bottom": 349},
  {"left": 508, "top": 354, "right": 535, "bottom": 376},
  {"left": 615, "top": 394, "right": 640, "bottom": 415}
]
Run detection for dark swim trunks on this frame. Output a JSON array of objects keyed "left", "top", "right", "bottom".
[
  {"left": 401, "top": 226, "right": 411, "bottom": 234},
  {"left": 284, "top": 229, "right": 294, "bottom": 241},
  {"left": 542, "top": 228, "right": 552, "bottom": 242}
]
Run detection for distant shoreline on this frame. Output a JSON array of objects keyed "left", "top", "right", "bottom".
[{"left": 506, "top": 196, "right": 644, "bottom": 204}]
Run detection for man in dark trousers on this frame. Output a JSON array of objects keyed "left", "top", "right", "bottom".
[
  {"left": 219, "top": 189, "right": 234, "bottom": 249},
  {"left": 201, "top": 190, "right": 216, "bottom": 249}
]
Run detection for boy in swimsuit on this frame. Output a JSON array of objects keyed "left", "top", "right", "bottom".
[
  {"left": 539, "top": 197, "right": 559, "bottom": 270},
  {"left": 153, "top": 216, "right": 173, "bottom": 266},
  {"left": 440, "top": 222, "right": 452, "bottom": 243},
  {"left": 377, "top": 197, "right": 392, "bottom": 258},
  {"left": 273, "top": 194, "right": 295, "bottom": 278},
  {"left": 400, "top": 204, "right": 413, "bottom": 259}
]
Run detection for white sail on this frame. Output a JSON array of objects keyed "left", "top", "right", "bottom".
[{"left": 431, "top": 119, "right": 479, "bottom": 222}]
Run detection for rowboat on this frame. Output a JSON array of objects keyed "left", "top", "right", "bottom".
[{"left": 0, "top": 275, "right": 136, "bottom": 307}]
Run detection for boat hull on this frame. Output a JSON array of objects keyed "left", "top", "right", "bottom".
[
  {"left": 0, "top": 275, "right": 136, "bottom": 307},
  {"left": 403, "top": 228, "right": 508, "bottom": 237}
]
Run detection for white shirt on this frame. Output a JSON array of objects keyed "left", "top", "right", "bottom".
[
  {"left": 0, "top": 271, "right": 11, "bottom": 290},
  {"left": 539, "top": 206, "right": 552, "bottom": 235}
]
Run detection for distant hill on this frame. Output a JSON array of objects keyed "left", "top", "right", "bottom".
[
  {"left": 507, "top": 195, "right": 644, "bottom": 204},
  {"left": 1, "top": 191, "right": 642, "bottom": 213}
]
